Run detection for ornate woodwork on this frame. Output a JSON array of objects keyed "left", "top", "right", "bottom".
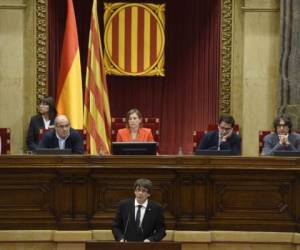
[
  {"left": 220, "top": 0, "right": 233, "bottom": 114},
  {"left": 36, "top": 0, "right": 48, "bottom": 102},
  {"left": 0, "top": 155, "right": 299, "bottom": 231}
]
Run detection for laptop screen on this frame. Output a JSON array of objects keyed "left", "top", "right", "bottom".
[
  {"left": 112, "top": 142, "right": 157, "bottom": 155},
  {"left": 34, "top": 148, "right": 72, "bottom": 155},
  {"left": 273, "top": 150, "right": 300, "bottom": 157},
  {"left": 194, "top": 149, "right": 234, "bottom": 156}
]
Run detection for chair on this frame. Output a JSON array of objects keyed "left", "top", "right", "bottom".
[
  {"left": 39, "top": 128, "right": 87, "bottom": 152},
  {"left": 111, "top": 117, "right": 160, "bottom": 143},
  {"left": 192, "top": 130, "right": 208, "bottom": 152},
  {"left": 258, "top": 130, "right": 272, "bottom": 154},
  {"left": 0, "top": 128, "right": 11, "bottom": 154}
]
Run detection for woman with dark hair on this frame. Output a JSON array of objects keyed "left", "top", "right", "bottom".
[
  {"left": 116, "top": 108, "right": 154, "bottom": 142},
  {"left": 26, "top": 96, "right": 57, "bottom": 151},
  {"left": 262, "top": 116, "right": 300, "bottom": 155}
]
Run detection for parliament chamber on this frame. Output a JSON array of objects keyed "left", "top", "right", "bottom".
[{"left": 2, "top": 0, "right": 300, "bottom": 249}]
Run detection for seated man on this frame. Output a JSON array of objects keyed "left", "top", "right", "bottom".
[
  {"left": 196, "top": 114, "right": 241, "bottom": 155},
  {"left": 38, "top": 115, "right": 84, "bottom": 154},
  {"left": 262, "top": 116, "right": 300, "bottom": 156}
]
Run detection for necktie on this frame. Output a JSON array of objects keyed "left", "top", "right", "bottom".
[{"left": 136, "top": 205, "right": 142, "bottom": 227}]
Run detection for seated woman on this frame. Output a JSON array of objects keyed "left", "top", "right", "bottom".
[
  {"left": 26, "top": 96, "right": 57, "bottom": 151},
  {"left": 116, "top": 108, "right": 154, "bottom": 142},
  {"left": 262, "top": 116, "right": 300, "bottom": 155}
]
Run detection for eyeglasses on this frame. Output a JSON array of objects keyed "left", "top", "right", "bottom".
[
  {"left": 277, "top": 124, "right": 288, "bottom": 128},
  {"left": 56, "top": 124, "right": 70, "bottom": 129},
  {"left": 219, "top": 126, "right": 232, "bottom": 131}
]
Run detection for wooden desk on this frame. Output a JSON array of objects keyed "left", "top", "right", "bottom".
[
  {"left": 86, "top": 241, "right": 181, "bottom": 250},
  {"left": 0, "top": 155, "right": 299, "bottom": 231}
]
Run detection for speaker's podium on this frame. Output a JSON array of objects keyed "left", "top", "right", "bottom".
[{"left": 86, "top": 241, "right": 181, "bottom": 250}]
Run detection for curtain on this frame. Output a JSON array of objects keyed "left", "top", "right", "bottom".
[{"left": 48, "top": 0, "right": 220, "bottom": 154}]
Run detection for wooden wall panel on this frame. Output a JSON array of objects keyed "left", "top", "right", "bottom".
[
  {"left": 0, "top": 155, "right": 299, "bottom": 232},
  {"left": 208, "top": 171, "right": 296, "bottom": 231},
  {"left": 176, "top": 173, "right": 207, "bottom": 230}
]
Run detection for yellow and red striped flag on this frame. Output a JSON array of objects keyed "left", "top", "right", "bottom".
[
  {"left": 103, "top": 3, "right": 165, "bottom": 76},
  {"left": 84, "top": 0, "right": 111, "bottom": 154},
  {"left": 56, "top": 0, "right": 83, "bottom": 129}
]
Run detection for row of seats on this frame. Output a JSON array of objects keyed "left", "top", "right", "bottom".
[{"left": 0, "top": 119, "right": 275, "bottom": 154}]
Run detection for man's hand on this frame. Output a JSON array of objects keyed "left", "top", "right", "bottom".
[
  {"left": 220, "top": 128, "right": 233, "bottom": 141},
  {"left": 279, "top": 134, "right": 289, "bottom": 145}
]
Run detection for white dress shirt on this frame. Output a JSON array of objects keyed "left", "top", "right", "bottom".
[
  {"left": 134, "top": 199, "right": 148, "bottom": 226},
  {"left": 56, "top": 132, "right": 69, "bottom": 149}
]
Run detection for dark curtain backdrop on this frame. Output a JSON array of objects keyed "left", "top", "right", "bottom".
[{"left": 48, "top": 0, "right": 221, "bottom": 154}]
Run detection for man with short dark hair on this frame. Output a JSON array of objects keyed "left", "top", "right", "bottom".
[
  {"left": 262, "top": 116, "right": 300, "bottom": 155},
  {"left": 112, "top": 178, "right": 166, "bottom": 242},
  {"left": 196, "top": 114, "right": 241, "bottom": 155},
  {"left": 38, "top": 115, "right": 84, "bottom": 154}
]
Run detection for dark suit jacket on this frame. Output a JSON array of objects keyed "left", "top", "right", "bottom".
[
  {"left": 26, "top": 114, "right": 55, "bottom": 151},
  {"left": 38, "top": 128, "right": 84, "bottom": 154},
  {"left": 112, "top": 198, "right": 166, "bottom": 242},
  {"left": 196, "top": 130, "right": 241, "bottom": 155}
]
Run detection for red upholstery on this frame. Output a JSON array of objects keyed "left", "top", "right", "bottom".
[
  {"left": 39, "top": 128, "right": 87, "bottom": 152},
  {"left": 192, "top": 130, "right": 208, "bottom": 151},
  {"left": 0, "top": 128, "right": 11, "bottom": 154},
  {"left": 111, "top": 117, "right": 160, "bottom": 143},
  {"left": 258, "top": 130, "right": 272, "bottom": 154}
]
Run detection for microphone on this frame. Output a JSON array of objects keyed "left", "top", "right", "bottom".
[
  {"left": 137, "top": 223, "right": 144, "bottom": 241},
  {"left": 123, "top": 213, "right": 130, "bottom": 242}
]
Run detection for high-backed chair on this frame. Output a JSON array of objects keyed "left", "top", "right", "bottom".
[
  {"left": 111, "top": 117, "right": 160, "bottom": 143},
  {"left": 0, "top": 128, "right": 11, "bottom": 154},
  {"left": 39, "top": 128, "right": 87, "bottom": 152},
  {"left": 192, "top": 130, "right": 208, "bottom": 152},
  {"left": 259, "top": 130, "right": 272, "bottom": 154}
]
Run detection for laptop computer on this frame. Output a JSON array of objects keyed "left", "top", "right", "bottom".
[
  {"left": 112, "top": 142, "right": 157, "bottom": 155},
  {"left": 194, "top": 149, "right": 234, "bottom": 156},
  {"left": 34, "top": 148, "right": 72, "bottom": 155},
  {"left": 273, "top": 150, "right": 300, "bottom": 157}
]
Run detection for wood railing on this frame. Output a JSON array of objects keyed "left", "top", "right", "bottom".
[
  {"left": 0, "top": 155, "right": 299, "bottom": 232},
  {"left": 86, "top": 241, "right": 181, "bottom": 250}
]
